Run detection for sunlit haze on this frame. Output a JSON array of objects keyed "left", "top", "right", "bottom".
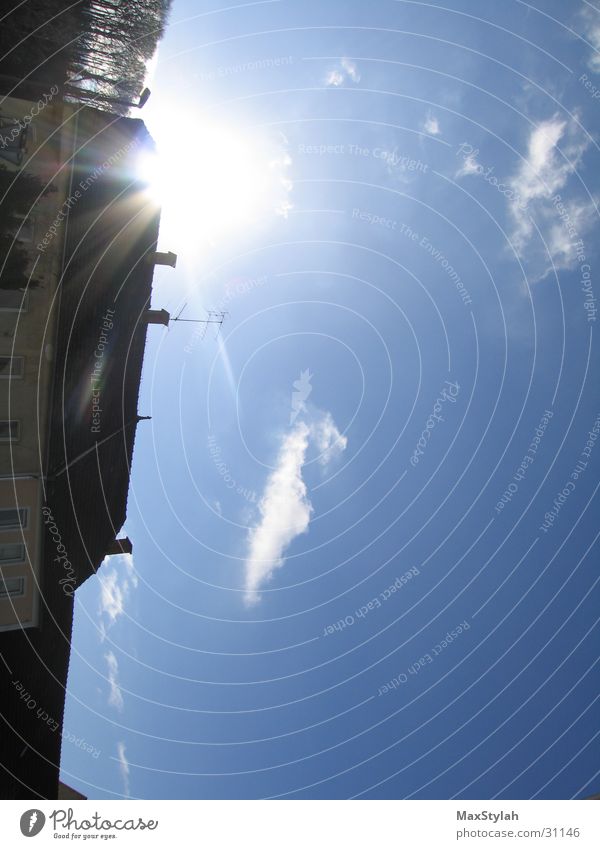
[{"left": 137, "top": 119, "right": 293, "bottom": 253}]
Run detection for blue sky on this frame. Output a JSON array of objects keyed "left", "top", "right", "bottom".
[{"left": 61, "top": 0, "right": 600, "bottom": 799}]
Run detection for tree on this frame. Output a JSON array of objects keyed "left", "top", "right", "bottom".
[
  {"left": 65, "top": 0, "right": 173, "bottom": 115},
  {"left": 0, "top": 0, "right": 173, "bottom": 116}
]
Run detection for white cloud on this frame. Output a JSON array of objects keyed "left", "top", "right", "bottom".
[
  {"left": 105, "top": 651, "right": 124, "bottom": 711},
  {"left": 313, "top": 412, "right": 348, "bottom": 465},
  {"left": 325, "top": 69, "right": 344, "bottom": 87},
  {"left": 507, "top": 115, "right": 593, "bottom": 270},
  {"left": 581, "top": 6, "right": 600, "bottom": 72},
  {"left": 546, "top": 198, "right": 594, "bottom": 268},
  {"left": 98, "top": 553, "right": 137, "bottom": 640},
  {"left": 244, "top": 422, "right": 312, "bottom": 605},
  {"left": 456, "top": 152, "right": 481, "bottom": 178},
  {"left": 290, "top": 368, "right": 313, "bottom": 425},
  {"left": 325, "top": 57, "right": 361, "bottom": 86},
  {"left": 117, "top": 742, "right": 130, "bottom": 796},
  {"left": 423, "top": 114, "right": 441, "bottom": 136},
  {"left": 269, "top": 146, "right": 294, "bottom": 218},
  {"left": 341, "top": 58, "right": 361, "bottom": 82},
  {"left": 243, "top": 411, "right": 348, "bottom": 604},
  {"left": 99, "top": 569, "right": 125, "bottom": 625},
  {"left": 512, "top": 117, "right": 568, "bottom": 207}
]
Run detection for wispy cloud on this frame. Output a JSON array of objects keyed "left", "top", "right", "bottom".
[
  {"left": 270, "top": 142, "right": 294, "bottom": 218},
  {"left": 546, "top": 198, "right": 594, "bottom": 267},
  {"left": 290, "top": 369, "right": 313, "bottom": 425},
  {"left": 105, "top": 650, "right": 124, "bottom": 711},
  {"left": 243, "top": 412, "right": 347, "bottom": 604},
  {"left": 98, "top": 553, "right": 137, "bottom": 641},
  {"left": 507, "top": 114, "right": 592, "bottom": 272},
  {"left": 326, "top": 69, "right": 344, "bottom": 86},
  {"left": 581, "top": 6, "right": 600, "bottom": 72},
  {"left": 244, "top": 422, "right": 312, "bottom": 605},
  {"left": 456, "top": 151, "right": 481, "bottom": 178},
  {"left": 325, "top": 57, "right": 361, "bottom": 86},
  {"left": 313, "top": 411, "right": 348, "bottom": 465},
  {"left": 510, "top": 117, "right": 569, "bottom": 211},
  {"left": 423, "top": 113, "right": 441, "bottom": 136},
  {"left": 99, "top": 570, "right": 125, "bottom": 626},
  {"left": 117, "top": 742, "right": 130, "bottom": 796}
]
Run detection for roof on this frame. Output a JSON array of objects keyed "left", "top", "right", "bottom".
[{"left": 46, "top": 110, "right": 161, "bottom": 588}]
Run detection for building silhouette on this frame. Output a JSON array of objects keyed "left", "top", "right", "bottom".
[{"left": 0, "top": 92, "right": 174, "bottom": 797}]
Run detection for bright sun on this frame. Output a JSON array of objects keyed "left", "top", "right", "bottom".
[{"left": 136, "top": 121, "right": 292, "bottom": 253}]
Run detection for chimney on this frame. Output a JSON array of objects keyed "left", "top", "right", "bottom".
[
  {"left": 106, "top": 537, "right": 133, "bottom": 556},
  {"left": 146, "top": 250, "right": 177, "bottom": 268},
  {"left": 144, "top": 309, "right": 170, "bottom": 327}
]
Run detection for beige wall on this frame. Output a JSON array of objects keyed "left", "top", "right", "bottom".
[
  {"left": 0, "top": 477, "right": 42, "bottom": 630},
  {"left": 0, "top": 95, "right": 78, "bottom": 477},
  {"left": 0, "top": 96, "right": 82, "bottom": 629}
]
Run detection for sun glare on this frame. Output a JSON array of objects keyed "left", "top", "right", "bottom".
[{"left": 136, "top": 121, "right": 292, "bottom": 253}]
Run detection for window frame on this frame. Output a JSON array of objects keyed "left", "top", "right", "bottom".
[
  {"left": 0, "top": 420, "right": 20, "bottom": 442},
  {"left": 0, "top": 114, "right": 29, "bottom": 166},
  {"left": 0, "top": 290, "right": 30, "bottom": 313},
  {"left": 11, "top": 213, "right": 35, "bottom": 244},
  {"left": 0, "top": 543, "right": 26, "bottom": 565},
  {"left": 0, "top": 356, "right": 24, "bottom": 379},
  {"left": 0, "top": 507, "right": 28, "bottom": 531},
  {"left": 0, "top": 574, "right": 25, "bottom": 598}
]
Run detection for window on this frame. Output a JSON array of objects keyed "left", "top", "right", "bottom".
[
  {"left": 10, "top": 215, "right": 35, "bottom": 244},
  {"left": 0, "top": 508, "right": 28, "bottom": 531},
  {"left": 0, "top": 290, "right": 29, "bottom": 312},
  {"left": 0, "top": 115, "right": 28, "bottom": 166},
  {"left": 0, "top": 421, "right": 20, "bottom": 442},
  {"left": 0, "top": 357, "right": 24, "bottom": 378},
  {"left": 0, "top": 543, "right": 25, "bottom": 564},
  {"left": 0, "top": 575, "right": 25, "bottom": 598}
]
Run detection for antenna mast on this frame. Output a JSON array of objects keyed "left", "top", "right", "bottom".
[{"left": 171, "top": 305, "right": 228, "bottom": 339}]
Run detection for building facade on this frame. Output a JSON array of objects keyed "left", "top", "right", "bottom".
[
  {"left": 0, "top": 88, "right": 77, "bottom": 630},
  {"left": 0, "top": 90, "right": 174, "bottom": 797}
]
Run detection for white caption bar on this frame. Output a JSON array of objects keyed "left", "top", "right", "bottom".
[{"left": 1, "top": 800, "right": 599, "bottom": 847}]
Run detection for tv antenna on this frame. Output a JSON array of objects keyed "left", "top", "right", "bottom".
[{"left": 171, "top": 304, "right": 228, "bottom": 340}]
